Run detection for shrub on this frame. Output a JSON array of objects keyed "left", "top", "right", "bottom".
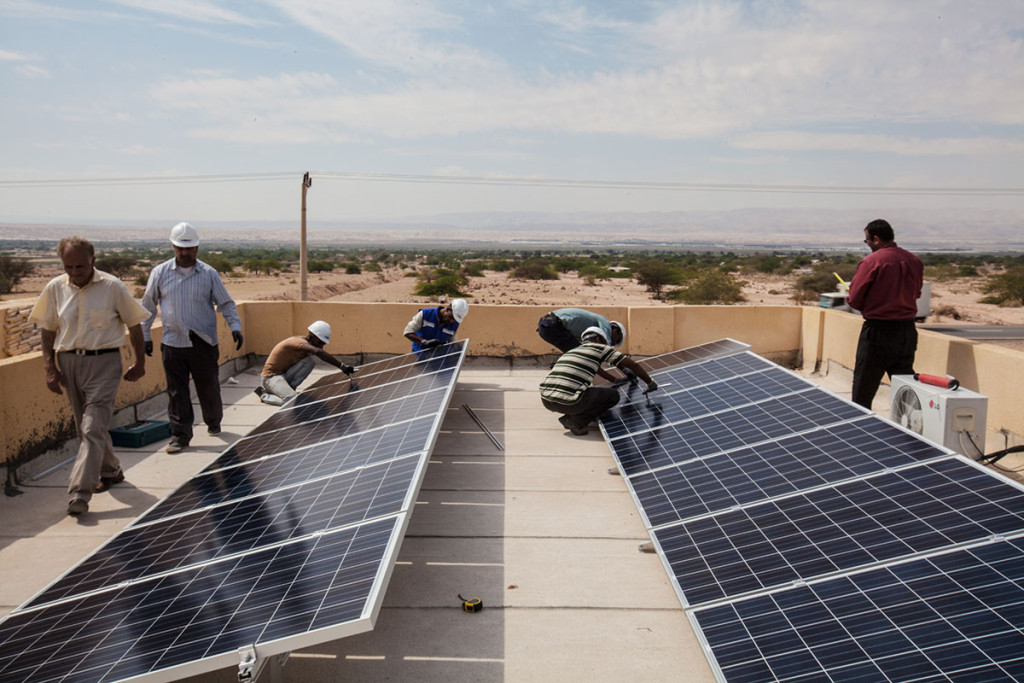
[
  {"left": 95, "top": 254, "right": 137, "bottom": 278},
  {"left": 634, "top": 260, "right": 681, "bottom": 300},
  {"left": 510, "top": 261, "right": 559, "bottom": 280},
  {"left": 0, "top": 255, "right": 33, "bottom": 294},
  {"left": 204, "top": 255, "right": 235, "bottom": 274},
  {"left": 308, "top": 260, "right": 335, "bottom": 273},
  {"left": 980, "top": 267, "right": 1024, "bottom": 306},
  {"left": 415, "top": 274, "right": 467, "bottom": 298},
  {"left": 344, "top": 263, "right": 362, "bottom": 275},
  {"left": 668, "top": 270, "right": 745, "bottom": 304},
  {"left": 794, "top": 263, "right": 858, "bottom": 299}
]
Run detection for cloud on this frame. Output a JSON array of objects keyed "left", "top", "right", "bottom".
[
  {"left": 14, "top": 64, "right": 50, "bottom": 78},
  {"left": 0, "top": 49, "right": 29, "bottom": 61},
  {"left": 119, "top": 144, "right": 161, "bottom": 155},
  {"left": 732, "top": 132, "right": 1024, "bottom": 157},
  {"left": 106, "top": 0, "right": 259, "bottom": 25}
]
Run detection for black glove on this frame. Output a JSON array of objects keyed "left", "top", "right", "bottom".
[
  {"left": 622, "top": 367, "right": 637, "bottom": 382},
  {"left": 646, "top": 380, "right": 659, "bottom": 393},
  {"left": 341, "top": 364, "right": 356, "bottom": 375},
  {"left": 144, "top": 340, "right": 153, "bottom": 357},
  {"left": 232, "top": 330, "right": 243, "bottom": 350},
  {"left": 421, "top": 339, "right": 441, "bottom": 348}
]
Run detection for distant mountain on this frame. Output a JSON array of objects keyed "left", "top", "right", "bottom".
[{"left": 1, "top": 207, "right": 1021, "bottom": 251}]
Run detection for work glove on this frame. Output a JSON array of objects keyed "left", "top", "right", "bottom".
[
  {"left": 421, "top": 339, "right": 442, "bottom": 348},
  {"left": 341, "top": 364, "right": 356, "bottom": 375},
  {"left": 645, "top": 381, "right": 659, "bottom": 393},
  {"left": 622, "top": 367, "right": 637, "bottom": 383},
  {"left": 232, "top": 330, "right": 244, "bottom": 350},
  {"left": 144, "top": 340, "right": 153, "bottom": 357}
]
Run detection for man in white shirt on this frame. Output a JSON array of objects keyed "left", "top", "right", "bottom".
[{"left": 30, "top": 236, "right": 149, "bottom": 516}]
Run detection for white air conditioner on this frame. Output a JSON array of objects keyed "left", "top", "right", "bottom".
[{"left": 889, "top": 375, "right": 987, "bottom": 457}]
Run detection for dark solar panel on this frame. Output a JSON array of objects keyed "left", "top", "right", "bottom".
[
  {"left": 692, "top": 536, "right": 1024, "bottom": 683},
  {"left": 304, "top": 341, "right": 465, "bottom": 392},
  {"left": 296, "top": 352, "right": 461, "bottom": 405},
  {"left": 637, "top": 338, "right": 750, "bottom": 372},
  {"left": 0, "top": 340, "right": 468, "bottom": 683},
  {"left": 602, "top": 367, "right": 815, "bottom": 439},
  {"left": 0, "top": 517, "right": 400, "bottom": 683},
  {"left": 656, "top": 458, "right": 1024, "bottom": 606},
  {"left": 609, "top": 389, "right": 867, "bottom": 476},
  {"left": 629, "top": 416, "right": 949, "bottom": 527}
]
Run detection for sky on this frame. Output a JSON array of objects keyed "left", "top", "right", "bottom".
[{"left": 1, "top": 0, "right": 1023, "bottom": 230}]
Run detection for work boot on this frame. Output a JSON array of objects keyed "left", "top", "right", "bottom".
[
  {"left": 67, "top": 499, "right": 88, "bottom": 516},
  {"left": 95, "top": 469, "right": 125, "bottom": 493}
]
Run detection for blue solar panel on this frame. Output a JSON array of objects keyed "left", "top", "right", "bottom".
[
  {"left": 297, "top": 351, "right": 462, "bottom": 404},
  {"left": 637, "top": 338, "right": 751, "bottom": 372},
  {"left": 0, "top": 517, "right": 400, "bottom": 683},
  {"left": 629, "top": 417, "right": 949, "bottom": 528},
  {"left": 609, "top": 389, "right": 867, "bottom": 476},
  {"left": 656, "top": 458, "right": 1024, "bottom": 606},
  {"left": 692, "top": 536, "right": 1024, "bottom": 682},
  {"left": 602, "top": 367, "right": 815, "bottom": 439},
  {"left": 0, "top": 340, "right": 469, "bottom": 683}
]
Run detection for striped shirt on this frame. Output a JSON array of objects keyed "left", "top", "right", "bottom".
[
  {"left": 141, "top": 258, "right": 240, "bottom": 348},
  {"left": 539, "top": 342, "right": 625, "bottom": 405}
]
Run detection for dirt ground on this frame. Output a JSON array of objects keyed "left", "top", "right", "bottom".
[{"left": 6, "top": 264, "right": 1024, "bottom": 333}]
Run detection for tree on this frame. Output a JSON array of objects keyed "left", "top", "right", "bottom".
[
  {"left": 980, "top": 267, "right": 1024, "bottom": 306},
  {"left": 204, "top": 255, "right": 235, "bottom": 274},
  {"left": 414, "top": 274, "right": 467, "bottom": 298},
  {"left": 634, "top": 260, "right": 680, "bottom": 300},
  {"left": 0, "top": 254, "right": 33, "bottom": 294},
  {"left": 243, "top": 258, "right": 280, "bottom": 275},
  {"left": 95, "top": 254, "right": 137, "bottom": 279},
  {"left": 308, "top": 260, "right": 335, "bottom": 273},
  {"left": 510, "top": 260, "right": 559, "bottom": 280},
  {"left": 669, "top": 270, "right": 745, "bottom": 304}
]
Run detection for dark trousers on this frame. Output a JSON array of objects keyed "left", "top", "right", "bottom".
[
  {"left": 542, "top": 386, "right": 621, "bottom": 428},
  {"left": 162, "top": 332, "right": 222, "bottom": 441},
  {"left": 537, "top": 313, "right": 580, "bottom": 354},
  {"left": 852, "top": 319, "right": 917, "bottom": 409}
]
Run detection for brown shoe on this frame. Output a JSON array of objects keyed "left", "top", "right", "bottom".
[
  {"left": 67, "top": 499, "right": 88, "bottom": 516},
  {"left": 95, "top": 469, "right": 125, "bottom": 493}
]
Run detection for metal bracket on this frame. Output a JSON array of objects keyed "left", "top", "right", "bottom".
[{"left": 238, "top": 646, "right": 290, "bottom": 683}]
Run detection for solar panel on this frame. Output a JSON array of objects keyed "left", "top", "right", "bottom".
[
  {"left": 603, "top": 340, "right": 1024, "bottom": 681},
  {"left": 0, "top": 340, "right": 468, "bottom": 683},
  {"left": 692, "top": 536, "right": 1024, "bottom": 682}
]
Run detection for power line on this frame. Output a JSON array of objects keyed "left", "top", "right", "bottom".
[{"left": 1, "top": 170, "right": 1022, "bottom": 196}]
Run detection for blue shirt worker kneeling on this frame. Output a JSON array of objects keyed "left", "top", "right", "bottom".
[
  {"left": 540, "top": 327, "right": 657, "bottom": 436},
  {"left": 257, "top": 321, "right": 354, "bottom": 406},
  {"left": 404, "top": 298, "right": 468, "bottom": 351}
]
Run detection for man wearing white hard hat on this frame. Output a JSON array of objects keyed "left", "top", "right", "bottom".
[
  {"left": 256, "top": 321, "right": 355, "bottom": 407},
  {"left": 404, "top": 298, "right": 468, "bottom": 352},
  {"left": 540, "top": 326, "right": 657, "bottom": 436},
  {"left": 141, "top": 222, "right": 243, "bottom": 452}
]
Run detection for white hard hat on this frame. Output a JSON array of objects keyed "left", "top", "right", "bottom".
[
  {"left": 308, "top": 320, "right": 331, "bottom": 344},
  {"left": 169, "top": 222, "right": 199, "bottom": 247},
  {"left": 451, "top": 298, "right": 468, "bottom": 323},
  {"left": 610, "top": 321, "right": 626, "bottom": 347},
  {"left": 581, "top": 326, "right": 609, "bottom": 344}
]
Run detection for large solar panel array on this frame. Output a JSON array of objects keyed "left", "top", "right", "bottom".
[
  {"left": 0, "top": 340, "right": 468, "bottom": 683},
  {"left": 602, "top": 339, "right": 1024, "bottom": 681}
]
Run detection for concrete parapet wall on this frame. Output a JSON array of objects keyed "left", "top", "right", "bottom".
[
  {"left": 1, "top": 300, "right": 41, "bottom": 359},
  {"left": 2, "top": 301, "right": 1022, "bottom": 469}
]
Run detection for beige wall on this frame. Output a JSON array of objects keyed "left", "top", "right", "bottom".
[{"left": 2, "top": 301, "right": 1022, "bottom": 468}]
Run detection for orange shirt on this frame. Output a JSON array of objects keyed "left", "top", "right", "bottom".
[{"left": 261, "top": 336, "right": 311, "bottom": 377}]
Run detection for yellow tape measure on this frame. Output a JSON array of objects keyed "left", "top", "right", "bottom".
[{"left": 458, "top": 594, "right": 483, "bottom": 612}]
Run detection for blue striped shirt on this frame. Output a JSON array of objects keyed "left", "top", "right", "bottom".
[{"left": 141, "top": 258, "right": 240, "bottom": 348}]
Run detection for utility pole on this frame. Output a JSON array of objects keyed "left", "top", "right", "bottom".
[{"left": 300, "top": 171, "right": 312, "bottom": 301}]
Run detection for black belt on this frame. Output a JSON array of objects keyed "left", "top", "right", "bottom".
[{"left": 60, "top": 348, "right": 120, "bottom": 356}]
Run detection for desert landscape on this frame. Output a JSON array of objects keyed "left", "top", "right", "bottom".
[{"left": 7, "top": 260, "right": 1024, "bottom": 335}]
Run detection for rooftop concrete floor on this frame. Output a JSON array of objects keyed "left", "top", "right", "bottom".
[{"left": 1, "top": 358, "right": 1017, "bottom": 682}]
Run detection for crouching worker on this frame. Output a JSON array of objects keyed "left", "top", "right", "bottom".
[
  {"left": 540, "top": 326, "right": 657, "bottom": 436},
  {"left": 256, "top": 321, "right": 354, "bottom": 406},
  {"left": 404, "top": 298, "right": 468, "bottom": 351}
]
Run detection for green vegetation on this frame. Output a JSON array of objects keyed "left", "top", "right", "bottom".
[
  {"left": 980, "top": 267, "right": 1024, "bottom": 306},
  {"left": 0, "top": 254, "right": 33, "bottom": 294},
  {"left": 414, "top": 268, "right": 468, "bottom": 298},
  {"left": 670, "top": 270, "right": 746, "bottom": 304}
]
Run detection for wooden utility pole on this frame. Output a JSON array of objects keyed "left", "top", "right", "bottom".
[{"left": 300, "top": 172, "right": 312, "bottom": 301}]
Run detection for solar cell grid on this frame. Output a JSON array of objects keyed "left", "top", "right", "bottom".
[
  {"left": 692, "top": 537, "right": 1024, "bottom": 683},
  {"left": 645, "top": 352, "right": 774, "bottom": 388},
  {"left": 227, "top": 387, "right": 448, "bottom": 462},
  {"left": 304, "top": 341, "right": 465, "bottom": 392},
  {"left": 637, "top": 339, "right": 750, "bottom": 371},
  {"left": 0, "top": 518, "right": 399, "bottom": 683},
  {"left": 628, "top": 417, "right": 949, "bottom": 528},
  {"left": 656, "top": 459, "right": 1024, "bottom": 606},
  {"left": 296, "top": 353, "right": 461, "bottom": 405},
  {"left": 610, "top": 389, "right": 866, "bottom": 476},
  {"left": 250, "top": 369, "right": 455, "bottom": 436},
  {"left": 28, "top": 456, "right": 423, "bottom": 607},
  {"left": 602, "top": 367, "right": 815, "bottom": 439},
  {"left": 145, "top": 417, "right": 436, "bottom": 522}
]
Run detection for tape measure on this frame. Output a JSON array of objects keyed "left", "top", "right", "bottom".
[{"left": 458, "top": 594, "right": 483, "bottom": 613}]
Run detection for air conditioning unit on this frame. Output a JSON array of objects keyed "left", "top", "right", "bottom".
[{"left": 890, "top": 375, "right": 987, "bottom": 457}]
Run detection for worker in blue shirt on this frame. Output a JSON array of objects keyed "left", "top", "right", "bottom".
[{"left": 404, "top": 299, "right": 468, "bottom": 351}]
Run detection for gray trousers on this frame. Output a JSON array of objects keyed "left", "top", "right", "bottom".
[
  {"left": 58, "top": 351, "right": 123, "bottom": 503},
  {"left": 260, "top": 356, "right": 315, "bottom": 406}
]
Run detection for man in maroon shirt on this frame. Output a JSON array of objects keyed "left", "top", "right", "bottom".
[{"left": 846, "top": 219, "right": 924, "bottom": 409}]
